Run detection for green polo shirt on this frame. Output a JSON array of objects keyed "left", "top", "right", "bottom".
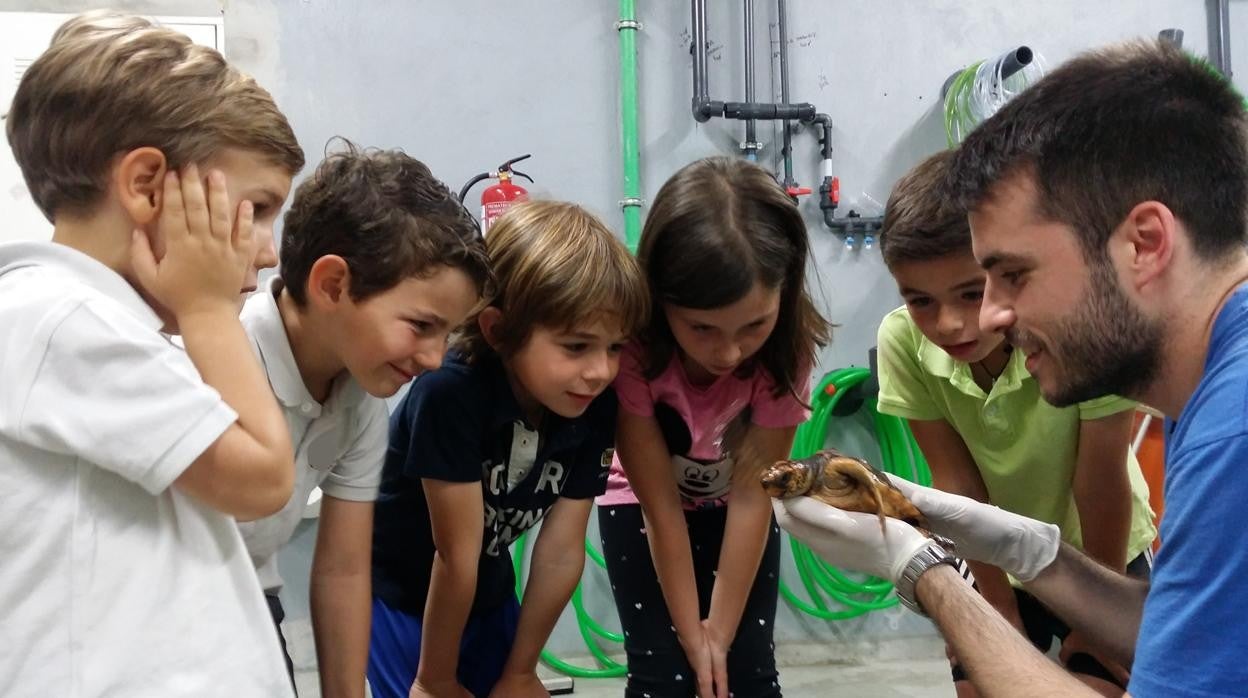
[{"left": 876, "top": 306, "right": 1156, "bottom": 567}]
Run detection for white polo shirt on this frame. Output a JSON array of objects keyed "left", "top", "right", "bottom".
[
  {"left": 0, "top": 242, "right": 293, "bottom": 696},
  {"left": 237, "top": 277, "right": 387, "bottom": 593}
]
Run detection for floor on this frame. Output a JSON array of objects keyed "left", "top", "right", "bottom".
[
  {"left": 286, "top": 616, "right": 955, "bottom": 698},
  {"left": 280, "top": 519, "right": 956, "bottom": 697},
  {"left": 542, "top": 660, "right": 956, "bottom": 698}
]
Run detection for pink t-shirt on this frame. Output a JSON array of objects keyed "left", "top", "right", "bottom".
[{"left": 598, "top": 342, "right": 811, "bottom": 509}]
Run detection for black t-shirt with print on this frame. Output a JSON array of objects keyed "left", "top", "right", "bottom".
[{"left": 371, "top": 355, "right": 615, "bottom": 618}]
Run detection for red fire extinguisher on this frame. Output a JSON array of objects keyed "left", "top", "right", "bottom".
[{"left": 458, "top": 154, "right": 534, "bottom": 234}]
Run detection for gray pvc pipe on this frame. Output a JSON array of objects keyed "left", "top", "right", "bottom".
[
  {"left": 777, "top": 0, "right": 794, "bottom": 186},
  {"left": 691, "top": 0, "right": 711, "bottom": 121},
  {"left": 744, "top": 0, "right": 757, "bottom": 146},
  {"left": 1215, "top": 0, "right": 1233, "bottom": 79}
]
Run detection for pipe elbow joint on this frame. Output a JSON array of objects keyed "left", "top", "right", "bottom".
[{"left": 693, "top": 99, "right": 723, "bottom": 122}]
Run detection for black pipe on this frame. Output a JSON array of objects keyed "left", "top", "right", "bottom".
[
  {"left": 999, "top": 46, "right": 1033, "bottom": 82},
  {"left": 940, "top": 46, "right": 1034, "bottom": 99},
  {"left": 1159, "top": 28, "right": 1184, "bottom": 48},
  {"left": 1220, "top": 0, "right": 1233, "bottom": 79},
  {"left": 687, "top": 0, "right": 831, "bottom": 203},
  {"left": 823, "top": 209, "right": 884, "bottom": 237},
  {"left": 823, "top": 209, "right": 841, "bottom": 230},
  {"left": 812, "top": 113, "right": 833, "bottom": 161},
  {"left": 692, "top": 0, "right": 709, "bottom": 121},
  {"left": 813, "top": 113, "right": 836, "bottom": 222},
  {"left": 743, "top": 0, "right": 757, "bottom": 147},
  {"left": 724, "top": 101, "right": 816, "bottom": 121},
  {"left": 777, "top": 0, "right": 794, "bottom": 188},
  {"left": 1211, "top": 0, "right": 1233, "bottom": 78},
  {"left": 691, "top": 0, "right": 724, "bottom": 121},
  {"left": 689, "top": 0, "right": 811, "bottom": 128}
]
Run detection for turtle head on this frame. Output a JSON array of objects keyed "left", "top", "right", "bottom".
[{"left": 760, "top": 458, "right": 815, "bottom": 498}]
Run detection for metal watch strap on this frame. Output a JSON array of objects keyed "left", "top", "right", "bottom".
[{"left": 895, "top": 540, "right": 958, "bottom": 616}]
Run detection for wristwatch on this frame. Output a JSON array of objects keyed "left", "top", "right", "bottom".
[{"left": 894, "top": 538, "right": 960, "bottom": 616}]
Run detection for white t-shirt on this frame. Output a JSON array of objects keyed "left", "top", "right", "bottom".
[
  {"left": 0, "top": 242, "right": 294, "bottom": 697},
  {"left": 237, "top": 277, "right": 387, "bottom": 592}
]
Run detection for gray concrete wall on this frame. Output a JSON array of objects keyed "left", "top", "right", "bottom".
[{"left": 2, "top": 0, "right": 1239, "bottom": 671}]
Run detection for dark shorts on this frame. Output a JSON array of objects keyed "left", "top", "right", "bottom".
[
  {"left": 950, "top": 551, "right": 1153, "bottom": 687},
  {"left": 366, "top": 595, "right": 520, "bottom": 698}
]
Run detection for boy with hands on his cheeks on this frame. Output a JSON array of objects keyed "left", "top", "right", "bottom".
[{"left": 0, "top": 12, "right": 304, "bottom": 695}]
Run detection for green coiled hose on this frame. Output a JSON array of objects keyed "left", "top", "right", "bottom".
[{"left": 780, "top": 367, "right": 931, "bottom": 619}]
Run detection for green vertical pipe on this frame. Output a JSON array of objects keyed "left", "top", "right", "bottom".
[{"left": 619, "top": 0, "right": 642, "bottom": 252}]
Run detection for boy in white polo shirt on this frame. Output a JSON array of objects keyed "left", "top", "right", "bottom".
[
  {"left": 0, "top": 12, "right": 305, "bottom": 696},
  {"left": 237, "top": 142, "right": 490, "bottom": 696}
]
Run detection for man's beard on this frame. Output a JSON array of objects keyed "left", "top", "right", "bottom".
[{"left": 1010, "top": 265, "right": 1162, "bottom": 407}]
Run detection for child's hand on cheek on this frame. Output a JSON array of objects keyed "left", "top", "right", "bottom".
[{"left": 129, "top": 165, "right": 256, "bottom": 322}]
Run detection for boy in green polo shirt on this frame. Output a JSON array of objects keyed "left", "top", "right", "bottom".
[{"left": 875, "top": 150, "right": 1156, "bottom": 697}]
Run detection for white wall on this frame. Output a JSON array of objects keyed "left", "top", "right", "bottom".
[{"left": 0, "top": 3, "right": 227, "bottom": 242}]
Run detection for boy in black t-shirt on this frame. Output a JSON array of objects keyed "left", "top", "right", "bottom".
[{"left": 368, "top": 201, "right": 648, "bottom": 698}]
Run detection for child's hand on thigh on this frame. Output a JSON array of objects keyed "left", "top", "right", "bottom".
[
  {"left": 130, "top": 165, "right": 256, "bottom": 321},
  {"left": 677, "top": 625, "right": 718, "bottom": 698},
  {"left": 409, "top": 678, "right": 473, "bottom": 698},
  {"left": 488, "top": 670, "right": 549, "bottom": 698},
  {"left": 701, "top": 618, "right": 733, "bottom": 698}
]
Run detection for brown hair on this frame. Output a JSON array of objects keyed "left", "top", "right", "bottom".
[
  {"left": 6, "top": 11, "right": 305, "bottom": 222},
  {"left": 280, "top": 140, "right": 492, "bottom": 306},
  {"left": 879, "top": 150, "right": 971, "bottom": 268},
  {"left": 950, "top": 40, "right": 1248, "bottom": 264},
  {"left": 453, "top": 200, "right": 649, "bottom": 362},
  {"left": 638, "top": 156, "right": 830, "bottom": 398}
]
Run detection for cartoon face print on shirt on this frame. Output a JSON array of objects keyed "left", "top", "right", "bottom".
[{"left": 654, "top": 402, "right": 747, "bottom": 505}]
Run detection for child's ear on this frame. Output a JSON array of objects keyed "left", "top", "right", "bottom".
[
  {"left": 477, "top": 306, "right": 505, "bottom": 350},
  {"left": 113, "top": 147, "right": 168, "bottom": 226},
  {"left": 306, "top": 255, "right": 353, "bottom": 308}
]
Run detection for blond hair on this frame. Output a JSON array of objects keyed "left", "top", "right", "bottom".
[
  {"left": 5, "top": 11, "right": 305, "bottom": 222},
  {"left": 454, "top": 200, "right": 649, "bottom": 362}
]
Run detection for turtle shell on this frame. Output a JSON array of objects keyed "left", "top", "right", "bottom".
[{"left": 761, "top": 448, "right": 926, "bottom": 529}]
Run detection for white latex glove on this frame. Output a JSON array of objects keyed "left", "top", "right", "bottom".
[
  {"left": 891, "top": 477, "right": 1061, "bottom": 582},
  {"left": 773, "top": 498, "right": 931, "bottom": 584}
]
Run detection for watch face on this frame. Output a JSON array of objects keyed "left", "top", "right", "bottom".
[{"left": 929, "top": 533, "right": 957, "bottom": 555}]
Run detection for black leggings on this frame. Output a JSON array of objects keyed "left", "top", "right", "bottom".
[{"left": 599, "top": 503, "right": 782, "bottom": 698}]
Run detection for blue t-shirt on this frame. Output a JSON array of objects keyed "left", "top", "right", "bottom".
[
  {"left": 1130, "top": 286, "right": 1248, "bottom": 698},
  {"left": 371, "top": 355, "right": 616, "bottom": 618}
]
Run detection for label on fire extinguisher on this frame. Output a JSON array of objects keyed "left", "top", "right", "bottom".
[{"left": 482, "top": 201, "right": 511, "bottom": 234}]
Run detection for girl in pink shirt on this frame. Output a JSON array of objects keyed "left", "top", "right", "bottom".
[{"left": 597, "top": 157, "right": 830, "bottom": 698}]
